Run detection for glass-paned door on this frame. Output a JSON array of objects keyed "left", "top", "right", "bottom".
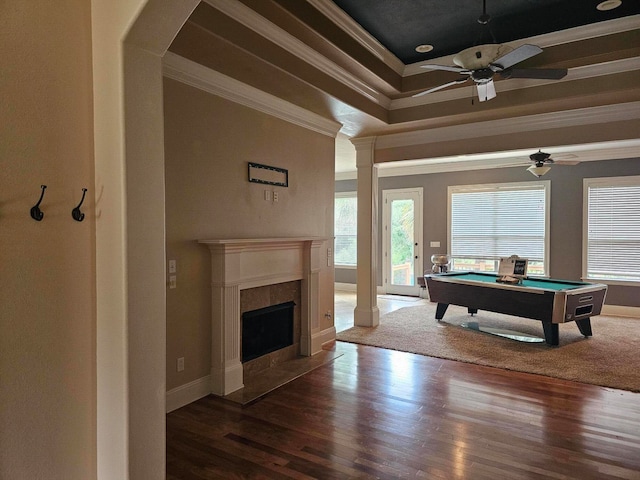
[{"left": 382, "top": 188, "right": 423, "bottom": 296}]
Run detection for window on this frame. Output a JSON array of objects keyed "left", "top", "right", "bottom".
[
  {"left": 584, "top": 176, "right": 640, "bottom": 283},
  {"left": 335, "top": 192, "right": 357, "bottom": 267},
  {"left": 449, "top": 181, "right": 550, "bottom": 276}
]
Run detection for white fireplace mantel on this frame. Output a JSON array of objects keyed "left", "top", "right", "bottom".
[{"left": 198, "top": 237, "right": 330, "bottom": 395}]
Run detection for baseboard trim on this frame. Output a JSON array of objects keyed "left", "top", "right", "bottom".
[
  {"left": 166, "top": 375, "right": 211, "bottom": 413},
  {"left": 312, "top": 326, "right": 337, "bottom": 353},
  {"left": 335, "top": 282, "right": 356, "bottom": 292},
  {"left": 334, "top": 282, "right": 385, "bottom": 294},
  {"left": 602, "top": 305, "right": 640, "bottom": 318}
]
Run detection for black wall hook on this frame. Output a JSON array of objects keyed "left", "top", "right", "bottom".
[
  {"left": 30, "top": 185, "right": 47, "bottom": 221},
  {"left": 72, "top": 188, "right": 88, "bottom": 222}
]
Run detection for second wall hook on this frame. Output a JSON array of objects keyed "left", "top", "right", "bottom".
[
  {"left": 30, "top": 185, "right": 47, "bottom": 221},
  {"left": 72, "top": 188, "right": 88, "bottom": 222}
]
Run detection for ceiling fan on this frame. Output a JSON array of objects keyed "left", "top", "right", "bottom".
[
  {"left": 413, "top": 1, "right": 568, "bottom": 101},
  {"left": 488, "top": 150, "right": 581, "bottom": 176},
  {"left": 527, "top": 150, "right": 556, "bottom": 177},
  {"left": 511, "top": 150, "right": 580, "bottom": 177}
]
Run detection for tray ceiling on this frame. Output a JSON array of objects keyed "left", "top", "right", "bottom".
[{"left": 167, "top": 0, "right": 640, "bottom": 173}]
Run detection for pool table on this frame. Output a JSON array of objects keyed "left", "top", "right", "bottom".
[{"left": 426, "top": 272, "right": 608, "bottom": 346}]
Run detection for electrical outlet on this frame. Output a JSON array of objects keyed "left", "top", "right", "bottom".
[
  {"left": 177, "top": 357, "right": 184, "bottom": 372},
  {"left": 169, "top": 275, "right": 177, "bottom": 289},
  {"left": 168, "top": 259, "right": 176, "bottom": 273},
  {"left": 273, "top": 191, "right": 279, "bottom": 202}
]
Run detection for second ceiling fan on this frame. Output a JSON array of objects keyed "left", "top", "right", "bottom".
[{"left": 414, "top": 1, "right": 568, "bottom": 101}]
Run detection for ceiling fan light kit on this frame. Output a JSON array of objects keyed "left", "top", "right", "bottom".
[{"left": 527, "top": 164, "right": 552, "bottom": 177}]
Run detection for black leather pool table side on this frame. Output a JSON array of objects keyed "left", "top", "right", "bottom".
[{"left": 426, "top": 273, "right": 608, "bottom": 346}]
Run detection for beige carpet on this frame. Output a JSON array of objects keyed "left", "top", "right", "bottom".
[{"left": 337, "top": 303, "right": 640, "bottom": 392}]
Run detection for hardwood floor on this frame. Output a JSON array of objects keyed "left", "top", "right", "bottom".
[{"left": 167, "top": 340, "right": 640, "bottom": 479}]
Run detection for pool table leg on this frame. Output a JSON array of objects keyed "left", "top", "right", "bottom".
[
  {"left": 435, "top": 303, "right": 449, "bottom": 320},
  {"left": 541, "top": 322, "right": 559, "bottom": 346},
  {"left": 575, "top": 317, "right": 592, "bottom": 337}
]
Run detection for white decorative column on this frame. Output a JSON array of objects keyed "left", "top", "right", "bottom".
[
  {"left": 352, "top": 137, "right": 380, "bottom": 327},
  {"left": 199, "top": 237, "right": 330, "bottom": 396}
]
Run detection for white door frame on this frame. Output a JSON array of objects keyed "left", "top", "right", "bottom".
[{"left": 382, "top": 187, "right": 423, "bottom": 296}]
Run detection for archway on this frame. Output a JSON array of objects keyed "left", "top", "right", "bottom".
[{"left": 95, "top": 1, "right": 198, "bottom": 478}]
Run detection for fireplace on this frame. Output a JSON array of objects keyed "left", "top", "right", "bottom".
[
  {"left": 242, "top": 301, "right": 295, "bottom": 362},
  {"left": 198, "top": 237, "right": 332, "bottom": 396}
]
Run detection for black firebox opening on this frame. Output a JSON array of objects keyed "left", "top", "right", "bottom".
[{"left": 242, "top": 301, "right": 295, "bottom": 363}]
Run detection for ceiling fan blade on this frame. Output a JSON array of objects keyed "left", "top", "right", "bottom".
[
  {"left": 420, "top": 64, "right": 469, "bottom": 74},
  {"left": 477, "top": 79, "right": 496, "bottom": 102},
  {"left": 554, "top": 160, "right": 581, "bottom": 165},
  {"left": 501, "top": 68, "right": 568, "bottom": 80},
  {"left": 412, "top": 78, "right": 469, "bottom": 97},
  {"left": 491, "top": 44, "right": 543, "bottom": 70}
]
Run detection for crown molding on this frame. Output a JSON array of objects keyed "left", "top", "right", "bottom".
[
  {"left": 376, "top": 101, "right": 640, "bottom": 150},
  {"left": 335, "top": 139, "right": 640, "bottom": 180},
  {"left": 162, "top": 52, "right": 341, "bottom": 137},
  {"left": 305, "top": 0, "right": 405, "bottom": 75},
  {"left": 375, "top": 141, "right": 640, "bottom": 178},
  {"left": 202, "top": 0, "right": 388, "bottom": 107}
]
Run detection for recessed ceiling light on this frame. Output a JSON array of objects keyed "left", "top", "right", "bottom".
[
  {"left": 597, "top": 0, "right": 622, "bottom": 11},
  {"left": 415, "top": 44, "right": 434, "bottom": 54}
]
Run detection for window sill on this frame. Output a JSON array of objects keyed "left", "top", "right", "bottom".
[
  {"left": 335, "top": 264, "right": 357, "bottom": 270},
  {"left": 583, "top": 277, "right": 640, "bottom": 287}
]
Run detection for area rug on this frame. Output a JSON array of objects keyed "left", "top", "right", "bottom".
[
  {"left": 336, "top": 303, "right": 640, "bottom": 392},
  {"left": 377, "top": 294, "right": 422, "bottom": 302}
]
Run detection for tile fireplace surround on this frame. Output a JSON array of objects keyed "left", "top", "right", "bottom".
[{"left": 198, "top": 237, "right": 333, "bottom": 396}]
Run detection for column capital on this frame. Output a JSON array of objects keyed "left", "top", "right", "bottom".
[
  {"left": 351, "top": 136, "right": 377, "bottom": 168},
  {"left": 350, "top": 136, "right": 376, "bottom": 150}
]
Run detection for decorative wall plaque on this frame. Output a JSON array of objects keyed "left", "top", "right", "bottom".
[{"left": 248, "top": 162, "right": 288, "bottom": 187}]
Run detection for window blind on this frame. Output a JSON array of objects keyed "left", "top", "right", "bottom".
[
  {"left": 586, "top": 179, "right": 640, "bottom": 281},
  {"left": 450, "top": 184, "right": 547, "bottom": 263},
  {"left": 334, "top": 194, "right": 357, "bottom": 266}
]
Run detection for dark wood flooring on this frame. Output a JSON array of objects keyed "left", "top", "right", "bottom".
[{"left": 167, "top": 340, "right": 640, "bottom": 479}]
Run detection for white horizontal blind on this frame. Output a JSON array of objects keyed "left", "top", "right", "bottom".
[
  {"left": 334, "top": 193, "right": 357, "bottom": 266},
  {"left": 450, "top": 183, "right": 547, "bottom": 263},
  {"left": 586, "top": 177, "right": 640, "bottom": 281}
]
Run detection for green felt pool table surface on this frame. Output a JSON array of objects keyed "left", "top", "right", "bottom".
[{"left": 447, "top": 272, "right": 589, "bottom": 291}]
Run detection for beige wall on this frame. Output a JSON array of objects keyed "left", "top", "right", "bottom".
[
  {"left": 163, "top": 78, "right": 336, "bottom": 391},
  {"left": 0, "top": 2, "right": 96, "bottom": 478}
]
